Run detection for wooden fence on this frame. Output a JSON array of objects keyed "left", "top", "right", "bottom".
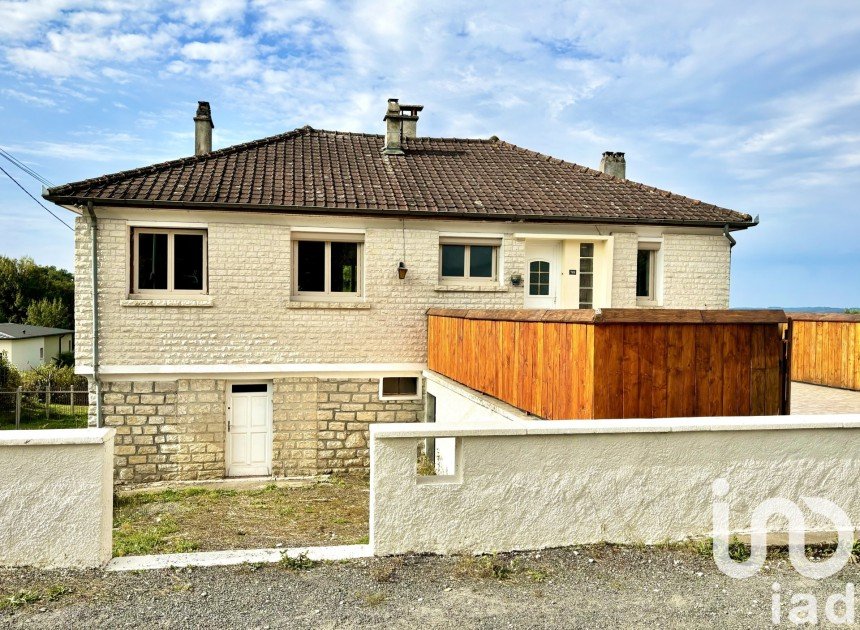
[
  {"left": 428, "top": 308, "right": 789, "bottom": 420},
  {"left": 788, "top": 313, "right": 860, "bottom": 391}
]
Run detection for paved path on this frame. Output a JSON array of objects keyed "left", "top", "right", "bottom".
[{"left": 790, "top": 381, "right": 860, "bottom": 414}]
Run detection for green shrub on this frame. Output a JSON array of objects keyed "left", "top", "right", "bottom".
[
  {"left": 0, "top": 353, "right": 20, "bottom": 389},
  {"left": 19, "top": 364, "right": 86, "bottom": 391},
  {"left": 53, "top": 351, "right": 75, "bottom": 368}
]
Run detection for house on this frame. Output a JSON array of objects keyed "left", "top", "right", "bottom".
[
  {"left": 0, "top": 324, "right": 74, "bottom": 371},
  {"left": 44, "top": 99, "right": 757, "bottom": 484}
]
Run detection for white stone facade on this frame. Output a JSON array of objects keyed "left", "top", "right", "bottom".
[
  {"left": 74, "top": 209, "right": 732, "bottom": 369},
  {"left": 74, "top": 207, "right": 733, "bottom": 480}
]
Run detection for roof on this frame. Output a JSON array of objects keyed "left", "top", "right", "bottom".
[
  {"left": 0, "top": 324, "right": 73, "bottom": 340},
  {"left": 45, "top": 126, "right": 754, "bottom": 228}
]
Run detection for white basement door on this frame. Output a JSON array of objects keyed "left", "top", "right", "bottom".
[{"left": 226, "top": 383, "right": 272, "bottom": 477}]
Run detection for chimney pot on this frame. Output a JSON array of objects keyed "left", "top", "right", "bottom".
[
  {"left": 599, "top": 151, "right": 626, "bottom": 179},
  {"left": 382, "top": 98, "right": 423, "bottom": 154},
  {"left": 194, "top": 101, "right": 214, "bottom": 156}
]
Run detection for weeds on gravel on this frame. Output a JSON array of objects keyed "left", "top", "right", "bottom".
[
  {"left": 370, "top": 557, "right": 403, "bottom": 583},
  {"left": 363, "top": 591, "right": 386, "bottom": 607},
  {"left": 0, "top": 585, "right": 71, "bottom": 612},
  {"left": 452, "top": 554, "right": 550, "bottom": 583},
  {"left": 279, "top": 552, "right": 319, "bottom": 570}
]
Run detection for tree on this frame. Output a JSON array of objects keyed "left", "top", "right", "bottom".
[
  {"left": 26, "top": 297, "right": 71, "bottom": 329},
  {"left": 0, "top": 352, "right": 20, "bottom": 389},
  {"left": 0, "top": 256, "right": 73, "bottom": 328}
]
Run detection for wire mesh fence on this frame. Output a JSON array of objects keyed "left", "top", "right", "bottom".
[{"left": 0, "top": 387, "right": 89, "bottom": 429}]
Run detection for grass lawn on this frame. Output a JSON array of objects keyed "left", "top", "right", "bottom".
[
  {"left": 0, "top": 403, "right": 87, "bottom": 430},
  {"left": 112, "top": 477, "right": 369, "bottom": 557}
]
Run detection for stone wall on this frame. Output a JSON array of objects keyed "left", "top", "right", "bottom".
[
  {"left": 662, "top": 233, "right": 731, "bottom": 309},
  {"left": 316, "top": 378, "right": 423, "bottom": 474},
  {"left": 100, "top": 376, "right": 422, "bottom": 484}
]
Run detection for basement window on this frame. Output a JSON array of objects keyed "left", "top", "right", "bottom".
[
  {"left": 130, "top": 228, "right": 208, "bottom": 295},
  {"left": 379, "top": 376, "right": 421, "bottom": 400},
  {"left": 292, "top": 233, "right": 363, "bottom": 300},
  {"left": 439, "top": 236, "right": 501, "bottom": 283}
]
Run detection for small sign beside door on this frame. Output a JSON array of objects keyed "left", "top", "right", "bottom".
[{"left": 568, "top": 269, "right": 577, "bottom": 275}]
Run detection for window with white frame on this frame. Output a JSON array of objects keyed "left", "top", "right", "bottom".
[
  {"left": 636, "top": 241, "right": 661, "bottom": 301},
  {"left": 131, "top": 227, "right": 208, "bottom": 294},
  {"left": 579, "top": 242, "right": 595, "bottom": 308},
  {"left": 439, "top": 236, "right": 500, "bottom": 282},
  {"left": 292, "top": 233, "right": 363, "bottom": 299}
]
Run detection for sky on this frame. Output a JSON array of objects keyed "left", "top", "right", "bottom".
[{"left": 0, "top": 0, "right": 858, "bottom": 308}]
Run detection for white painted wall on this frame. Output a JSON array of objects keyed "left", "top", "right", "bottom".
[
  {"left": 0, "top": 428, "right": 114, "bottom": 568},
  {"left": 0, "top": 335, "right": 70, "bottom": 371},
  {"left": 1, "top": 337, "right": 44, "bottom": 371},
  {"left": 424, "top": 371, "right": 530, "bottom": 473},
  {"left": 370, "top": 415, "right": 860, "bottom": 556}
]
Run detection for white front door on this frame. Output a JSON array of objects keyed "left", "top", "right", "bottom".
[
  {"left": 524, "top": 241, "right": 561, "bottom": 308},
  {"left": 226, "top": 383, "right": 272, "bottom": 477}
]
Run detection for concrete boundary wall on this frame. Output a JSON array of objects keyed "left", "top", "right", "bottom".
[
  {"left": 370, "top": 415, "right": 860, "bottom": 556},
  {"left": 0, "top": 428, "right": 114, "bottom": 568}
]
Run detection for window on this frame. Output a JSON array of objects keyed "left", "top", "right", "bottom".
[
  {"left": 637, "top": 241, "right": 661, "bottom": 301},
  {"left": 528, "top": 260, "right": 550, "bottom": 295},
  {"left": 293, "top": 236, "right": 362, "bottom": 298},
  {"left": 131, "top": 228, "right": 207, "bottom": 294},
  {"left": 39, "top": 347, "right": 44, "bottom": 359},
  {"left": 439, "top": 237, "right": 500, "bottom": 282},
  {"left": 380, "top": 376, "right": 420, "bottom": 400},
  {"left": 579, "top": 242, "right": 595, "bottom": 308}
]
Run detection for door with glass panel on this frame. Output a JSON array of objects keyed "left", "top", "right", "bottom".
[{"left": 523, "top": 241, "right": 560, "bottom": 308}]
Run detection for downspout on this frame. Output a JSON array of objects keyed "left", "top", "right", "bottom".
[
  {"left": 84, "top": 202, "right": 102, "bottom": 428},
  {"left": 723, "top": 224, "right": 737, "bottom": 249}
]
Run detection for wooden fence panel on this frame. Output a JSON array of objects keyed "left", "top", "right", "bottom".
[
  {"left": 789, "top": 318, "right": 860, "bottom": 391},
  {"left": 428, "top": 313, "right": 786, "bottom": 420}
]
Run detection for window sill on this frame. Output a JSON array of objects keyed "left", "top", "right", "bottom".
[
  {"left": 121, "top": 297, "right": 214, "bottom": 307},
  {"left": 636, "top": 298, "right": 661, "bottom": 308},
  {"left": 434, "top": 284, "right": 508, "bottom": 293},
  {"left": 287, "top": 301, "right": 371, "bottom": 310}
]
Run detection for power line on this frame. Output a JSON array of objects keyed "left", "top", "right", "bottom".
[
  {"left": 0, "top": 147, "right": 53, "bottom": 188},
  {"left": 0, "top": 164, "right": 73, "bottom": 231}
]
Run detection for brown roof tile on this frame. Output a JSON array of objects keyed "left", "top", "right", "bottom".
[{"left": 45, "top": 127, "right": 753, "bottom": 226}]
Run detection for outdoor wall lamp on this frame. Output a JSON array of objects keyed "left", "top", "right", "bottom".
[
  {"left": 398, "top": 261, "right": 408, "bottom": 280},
  {"left": 510, "top": 273, "right": 523, "bottom": 287}
]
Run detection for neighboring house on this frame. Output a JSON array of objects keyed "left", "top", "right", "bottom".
[
  {"left": 0, "top": 324, "right": 74, "bottom": 372},
  {"left": 45, "top": 99, "right": 757, "bottom": 484}
]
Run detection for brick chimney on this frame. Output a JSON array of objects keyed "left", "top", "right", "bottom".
[
  {"left": 599, "top": 151, "right": 626, "bottom": 179},
  {"left": 194, "top": 101, "right": 214, "bottom": 156},
  {"left": 382, "top": 98, "right": 423, "bottom": 155}
]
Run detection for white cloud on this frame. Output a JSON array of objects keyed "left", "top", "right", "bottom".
[
  {"left": 1, "top": 88, "right": 56, "bottom": 107},
  {"left": 1, "top": 0, "right": 859, "bottom": 303}
]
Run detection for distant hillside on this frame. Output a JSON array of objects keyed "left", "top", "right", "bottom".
[{"left": 776, "top": 307, "right": 855, "bottom": 313}]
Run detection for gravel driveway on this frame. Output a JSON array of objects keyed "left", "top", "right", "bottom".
[{"left": 2, "top": 545, "right": 857, "bottom": 628}]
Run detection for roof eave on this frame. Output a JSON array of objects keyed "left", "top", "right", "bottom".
[{"left": 42, "top": 196, "right": 758, "bottom": 230}]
